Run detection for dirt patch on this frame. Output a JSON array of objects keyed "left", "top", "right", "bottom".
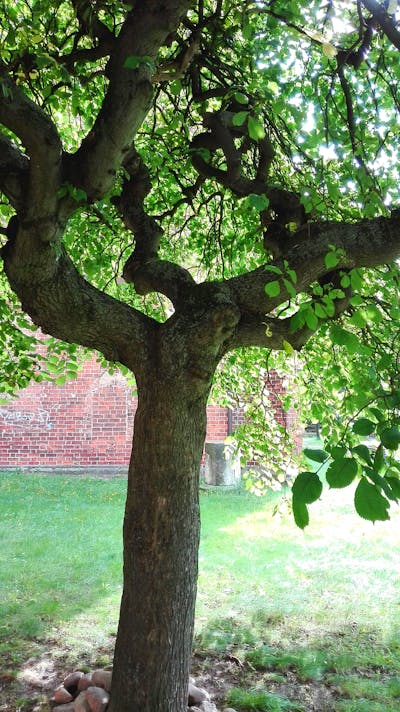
[{"left": 1, "top": 642, "right": 339, "bottom": 712}]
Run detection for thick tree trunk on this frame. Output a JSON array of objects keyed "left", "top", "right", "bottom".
[{"left": 109, "top": 373, "right": 209, "bottom": 712}]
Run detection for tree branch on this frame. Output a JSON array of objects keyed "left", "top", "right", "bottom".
[
  {"left": 0, "top": 134, "right": 29, "bottom": 212},
  {"left": 225, "top": 270, "right": 353, "bottom": 352},
  {"left": 361, "top": 0, "right": 400, "bottom": 50},
  {"left": 0, "top": 65, "right": 62, "bottom": 225},
  {"left": 226, "top": 213, "right": 400, "bottom": 317},
  {"left": 65, "top": 0, "right": 193, "bottom": 201},
  {"left": 225, "top": 313, "right": 314, "bottom": 352},
  {"left": 114, "top": 147, "right": 195, "bottom": 303},
  {"left": 2, "top": 233, "right": 155, "bottom": 372}
]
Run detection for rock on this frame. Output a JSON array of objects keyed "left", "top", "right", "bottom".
[
  {"left": 64, "top": 671, "right": 84, "bottom": 694},
  {"left": 53, "top": 686, "right": 74, "bottom": 704},
  {"left": 53, "top": 705, "right": 75, "bottom": 712},
  {"left": 199, "top": 703, "right": 218, "bottom": 712},
  {"left": 188, "top": 683, "right": 210, "bottom": 706},
  {"left": 74, "top": 691, "right": 90, "bottom": 711},
  {"left": 86, "top": 686, "right": 110, "bottom": 712},
  {"left": 77, "top": 673, "right": 94, "bottom": 691},
  {"left": 223, "top": 708, "right": 238, "bottom": 712},
  {"left": 91, "top": 670, "right": 112, "bottom": 692}
]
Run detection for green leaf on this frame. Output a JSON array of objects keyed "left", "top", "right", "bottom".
[
  {"left": 350, "top": 268, "right": 363, "bottom": 290},
  {"left": 232, "top": 111, "right": 248, "bottom": 127},
  {"left": 247, "top": 193, "right": 269, "bottom": 211},
  {"left": 304, "top": 308, "right": 318, "bottom": 330},
  {"left": 292, "top": 497, "right": 309, "bottom": 529},
  {"left": 292, "top": 472, "right": 323, "bottom": 503},
  {"left": 123, "top": 55, "right": 155, "bottom": 70},
  {"left": 380, "top": 426, "right": 400, "bottom": 450},
  {"left": 354, "top": 478, "right": 390, "bottom": 522},
  {"left": 330, "top": 446, "right": 348, "bottom": 460},
  {"left": 322, "top": 297, "right": 335, "bottom": 317},
  {"left": 314, "top": 302, "right": 327, "bottom": 319},
  {"left": 330, "top": 325, "right": 364, "bottom": 354},
  {"left": 352, "top": 418, "right": 375, "bottom": 436},
  {"left": 285, "top": 266, "right": 297, "bottom": 284},
  {"left": 290, "top": 311, "right": 305, "bottom": 333},
  {"left": 264, "top": 280, "right": 281, "bottom": 297},
  {"left": 234, "top": 92, "right": 248, "bottom": 105},
  {"left": 303, "top": 448, "right": 329, "bottom": 463},
  {"left": 373, "top": 444, "right": 386, "bottom": 473},
  {"left": 264, "top": 265, "right": 283, "bottom": 275},
  {"left": 325, "top": 251, "right": 339, "bottom": 269},
  {"left": 351, "top": 444, "right": 372, "bottom": 465},
  {"left": 326, "top": 458, "right": 358, "bottom": 488},
  {"left": 247, "top": 115, "right": 265, "bottom": 141},
  {"left": 282, "top": 277, "right": 297, "bottom": 298},
  {"left": 386, "top": 476, "right": 400, "bottom": 500},
  {"left": 282, "top": 340, "right": 294, "bottom": 355}
]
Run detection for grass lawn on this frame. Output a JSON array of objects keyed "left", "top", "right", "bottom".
[{"left": 0, "top": 470, "right": 400, "bottom": 711}]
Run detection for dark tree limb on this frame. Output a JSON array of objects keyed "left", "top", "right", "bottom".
[
  {"left": 113, "top": 147, "right": 196, "bottom": 303},
  {"left": 0, "top": 66, "right": 62, "bottom": 225},
  {"left": 65, "top": 0, "right": 194, "bottom": 201},
  {"left": 2, "top": 233, "right": 155, "bottom": 372},
  {"left": 361, "top": 0, "right": 400, "bottom": 50},
  {"left": 224, "top": 313, "right": 315, "bottom": 352},
  {"left": 0, "top": 134, "right": 29, "bottom": 212},
  {"left": 225, "top": 268, "right": 353, "bottom": 352},
  {"left": 226, "top": 213, "right": 400, "bottom": 318}
]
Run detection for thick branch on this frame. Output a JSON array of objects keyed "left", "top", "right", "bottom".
[
  {"left": 226, "top": 213, "right": 400, "bottom": 317},
  {"left": 225, "top": 313, "right": 314, "bottom": 352},
  {"left": 2, "top": 231, "right": 155, "bottom": 372},
  {"left": 65, "top": 0, "right": 193, "bottom": 200},
  {"left": 114, "top": 147, "right": 195, "bottom": 303},
  {"left": 0, "top": 66, "right": 62, "bottom": 222},
  {"left": 361, "top": 0, "right": 400, "bottom": 50},
  {"left": 0, "top": 134, "right": 29, "bottom": 212},
  {"left": 226, "top": 273, "right": 352, "bottom": 352}
]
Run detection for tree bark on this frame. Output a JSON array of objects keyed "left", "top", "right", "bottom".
[{"left": 109, "top": 371, "right": 209, "bottom": 712}]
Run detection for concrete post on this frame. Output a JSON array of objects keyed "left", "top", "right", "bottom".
[{"left": 204, "top": 441, "right": 241, "bottom": 486}]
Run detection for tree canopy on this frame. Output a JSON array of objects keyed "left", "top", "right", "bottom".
[
  {"left": 1, "top": 2, "right": 400, "bottom": 709},
  {"left": 1, "top": 0, "right": 399, "bottom": 525}
]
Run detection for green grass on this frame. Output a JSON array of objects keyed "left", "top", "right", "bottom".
[
  {"left": 226, "top": 686, "right": 302, "bottom": 711},
  {"left": 1, "top": 471, "right": 400, "bottom": 710}
]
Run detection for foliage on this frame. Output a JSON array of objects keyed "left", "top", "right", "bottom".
[{"left": 0, "top": 2, "right": 400, "bottom": 529}]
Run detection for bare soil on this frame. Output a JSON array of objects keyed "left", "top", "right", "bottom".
[{"left": 0, "top": 639, "right": 342, "bottom": 712}]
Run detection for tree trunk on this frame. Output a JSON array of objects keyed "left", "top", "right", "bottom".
[{"left": 109, "top": 372, "right": 209, "bottom": 712}]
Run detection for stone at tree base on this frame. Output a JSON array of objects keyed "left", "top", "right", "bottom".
[
  {"left": 188, "top": 682, "right": 210, "bottom": 706},
  {"left": 74, "top": 691, "right": 91, "bottom": 711},
  {"left": 53, "top": 685, "right": 74, "bottom": 704},
  {"left": 86, "top": 686, "right": 110, "bottom": 712},
  {"left": 197, "top": 702, "right": 219, "bottom": 712},
  {"left": 63, "top": 671, "right": 84, "bottom": 693},
  {"left": 77, "top": 673, "right": 94, "bottom": 691},
  {"left": 91, "top": 670, "right": 112, "bottom": 692},
  {"left": 53, "top": 704, "right": 75, "bottom": 712}
]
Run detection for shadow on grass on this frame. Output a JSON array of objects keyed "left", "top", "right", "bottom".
[
  {"left": 193, "top": 613, "right": 400, "bottom": 711},
  {"left": 0, "top": 474, "right": 129, "bottom": 655},
  {"left": 0, "top": 477, "right": 271, "bottom": 660}
]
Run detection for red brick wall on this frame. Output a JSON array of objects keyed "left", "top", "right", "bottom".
[{"left": 0, "top": 358, "right": 299, "bottom": 468}]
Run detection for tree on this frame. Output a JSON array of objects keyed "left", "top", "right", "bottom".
[{"left": 1, "top": 1, "right": 400, "bottom": 710}]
